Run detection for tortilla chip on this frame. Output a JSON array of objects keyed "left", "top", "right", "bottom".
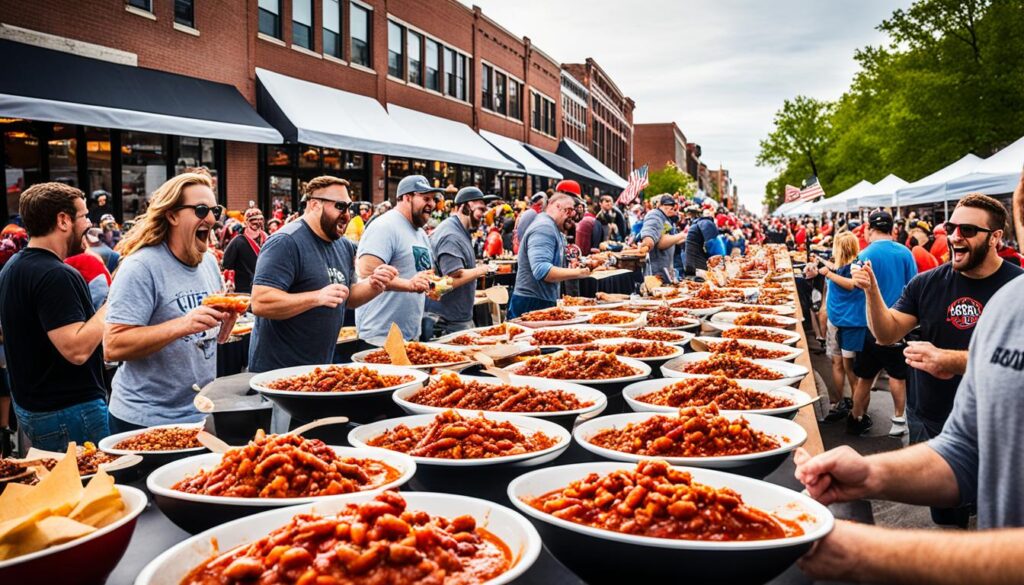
[
  {"left": 0, "top": 508, "right": 54, "bottom": 543},
  {"left": 0, "top": 516, "right": 95, "bottom": 560},
  {"left": 384, "top": 323, "right": 411, "bottom": 365},
  {"left": 0, "top": 444, "right": 82, "bottom": 524}
]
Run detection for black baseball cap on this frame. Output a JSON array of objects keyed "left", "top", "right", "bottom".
[
  {"left": 868, "top": 211, "right": 894, "bottom": 233},
  {"left": 453, "top": 186, "right": 486, "bottom": 205},
  {"left": 655, "top": 194, "right": 678, "bottom": 207}
]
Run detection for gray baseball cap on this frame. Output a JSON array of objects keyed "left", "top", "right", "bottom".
[{"left": 397, "top": 175, "right": 445, "bottom": 197}]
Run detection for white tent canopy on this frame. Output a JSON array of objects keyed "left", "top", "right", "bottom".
[
  {"left": 805, "top": 180, "right": 874, "bottom": 213},
  {"left": 852, "top": 174, "right": 908, "bottom": 208},
  {"left": 387, "top": 104, "right": 522, "bottom": 172},
  {"left": 944, "top": 135, "right": 1024, "bottom": 199},
  {"left": 895, "top": 154, "right": 983, "bottom": 205},
  {"left": 772, "top": 199, "right": 800, "bottom": 216},
  {"left": 479, "top": 130, "right": 561, "bottom": 179}
]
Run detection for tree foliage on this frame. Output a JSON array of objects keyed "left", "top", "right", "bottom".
[
  {"left": 645, "top": 162, "right": 698, "bottom": 200},
  {"left": 758, "top": 0, "right": 1024, "bottom": 210}
]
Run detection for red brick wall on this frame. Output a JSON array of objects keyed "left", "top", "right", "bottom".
[
  {"left": 226, "top": 142, "right": 259, "bottom": 210},
  {"left": 634, "top": 123, "right": 681, "bottom": 172}
]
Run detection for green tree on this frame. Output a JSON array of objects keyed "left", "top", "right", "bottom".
[
  {"left": 645, "top": 162, "right": 698, "bottom": 200},
  {"left": 755, "top": 96, "right": 835, "bottom": 209}
]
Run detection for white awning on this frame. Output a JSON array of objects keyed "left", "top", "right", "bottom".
[
  {"left": 480, "top": 130, "right": 561, "bottom": 179},
  {"left": 806, "top": 180, "right": 874, "bottom": 213},
  {"left": 387, "top": 104, "right": 522, "bottom": 172},
  {"left": 257, "top": 68, "right": 419, "bottom": 155},
  {"left": 895, "top": 154, "right": 983, "bottom": 205},
  {"left": 558, "top": 140, "right": 628, "bottom": 188},
  {"left": 944, "top": 135, "right": 1024, "bottom": 199},
  {"left": 852, "top": 174, "right": 908, "bottom": 208}
]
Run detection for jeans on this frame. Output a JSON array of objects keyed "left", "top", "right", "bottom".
[
  {"left": 12, "top": 398, "right": 109, "bottom": 451},
  {"left": 908, "top": 408, "right": 972, "bottom": 528},
  {"left": 421, "top": 313, "right": 475, "bottom": 341},
  {"left": 506, "top": 294, "right": 556, "bottom": 320},
  {"left": 108, "top": 412, "right": 147, "bottom": 435}
]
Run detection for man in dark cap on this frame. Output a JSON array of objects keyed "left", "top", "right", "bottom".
[
  {"left": 640, "top": 194, "right": 687, "bottom": 282},
  {"left": 422, "top": 187, "right": 492, "bottom": 338}
]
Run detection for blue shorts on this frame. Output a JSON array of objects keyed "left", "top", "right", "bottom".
[{"left": 837, "top": 326, "right": 867, "bottom": 353}]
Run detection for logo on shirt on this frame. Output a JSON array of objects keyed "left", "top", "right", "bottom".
[
  {"left": 327, "top": 267, "right": 347, "bottom": 286},
  {"left": 412, "top": 246, "right": 432, "bottom": 272},
  {"left": 990, "top": 346, "right": 1024, "bottom": 371},
  {"left": 946, "top": 296, "right": 983, "bottom": 330}
]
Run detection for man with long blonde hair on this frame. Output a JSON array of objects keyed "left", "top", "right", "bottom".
[{"left": 103, "top": 172, "right": 236, "bottom": 432}]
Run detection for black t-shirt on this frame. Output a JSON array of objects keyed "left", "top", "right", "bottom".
[
  {"left": 0, "top": 248, "right": 105, "bottom": 412},
  {"left": 893, "top": 260, "right": 1024, "bottom": 423},
  {"left": 221, "top": 234, "right": 262, "bottom": 293}
]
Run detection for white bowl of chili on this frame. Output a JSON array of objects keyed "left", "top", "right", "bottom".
[
  {"left": 622, "top": 377, "right": 817, "bottom": 419},
  {"left": 507, "top": 461, "right": 833, "bottom": 583},
  {"left": 147, "top": 446, "right": 416, "bottom": 534},
  {"left": 98, "top": 422, "right": 207, "bottom": 468},
  {"left": 136, "top": 491, "right": 542, "bottom": 585},
  {"left": 660, "top": 353, "right": 808, "bottom": 390}
]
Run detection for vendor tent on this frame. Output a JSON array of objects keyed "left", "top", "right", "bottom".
[
  {"left": 804, "top": 180, "right": 874, "bottom": 214},
  {"left": 895, "top": 154, "right": 983, "bottom": 206},
  {"left": 851, "top": 174, "right": 908, "bottom": 209},
  {"left": 943, "top": 135, "right": 1024, "bottom": 199}
]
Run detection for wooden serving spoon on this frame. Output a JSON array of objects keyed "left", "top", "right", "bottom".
[
  {"left": 690, "top": 338, "right": 710, "bottom": 352},
  {"left": 474, "top": 351, "right": 512, "bottom": 384},
  {"left": 192, "top": 383, "right": 215, "bottom": 413},
  {"left": 288, "top": 416, "right": 351, "bottom": 437},
  {"left": 196, "top": 430, "right": 231, "bottom": 454}
]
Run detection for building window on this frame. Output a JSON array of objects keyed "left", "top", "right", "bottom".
[
  {"left": 425, "top": 39, "right": 439, "bottom": 91},
  {"left": 387, "top": 21, "right": 404, "bottom": 78},
  {"left": 508, "top": 79, "right": 521, "bottom": 120},
  {"left": 258, "top": 0, "right": 281, "bottom": 38},
  {"left": 350, "top": 3, "right": 371, "bottom": 67},
  {"left": 481, "top": 64, "right": 493, "bottom": 110},
  {"left": 121, "top": 131, "right": 167, "bottom": 220},
  {"left": 456, "top": 54, "right": 467, "bottom": 101},
  {"left": 532, "top": 93, "right": 541, "bottom": 130},
  {"left": 531, "top": 92, "right": 556, "bottom": 136},
  {"left": 407, "top": 31, "right": 422, "bottom": 86},
  {"left": 494, "top": 72, "right": 507, "bottom": 115},
  {"left": 323, "top": 0, "right": 341, "bottom": 58},
  {"left": 292, "top": 0, "right": 313, "bottom": 50},
  {"left": 174, "top": 0, "right": 194, "bottom": 27},
  {"left": 127, "top": 0, "right": 152, "bottom": 11}
]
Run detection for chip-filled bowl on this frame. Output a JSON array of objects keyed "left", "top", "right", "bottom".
[
  {"left": 622, "top": 377, "right": 817, "bottom": 420},
  {"left": 0, "top": 485, "right": 146, "bottom": 585},
  {"left": 249, "top": 363, "right": 428, "bottom": 423},
  {"left": 573, "top": 410, "right": 807, "bottom": 476},
  {"left": 392, "top": 374, "right": 607, "bottom": 430},
  {"left": 136, "top": 491, "right": 542, "bottom": 585},
  {"left": 147, "top": 446, "right": 416, "bottom": 533},
  {"left": 507, "top": 462, "right": 833, "bottom": 583},
  {"left": 660, "top": 353, "right": 808, "bottom": 390}
]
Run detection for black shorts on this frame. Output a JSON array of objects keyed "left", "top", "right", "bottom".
[{"left": 853, "top": 332, "right": 907, "bottom": 380}]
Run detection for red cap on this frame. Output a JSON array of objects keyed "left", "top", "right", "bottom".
[{"left": 554, "top": 179, "right": 581, "bottom": 197}]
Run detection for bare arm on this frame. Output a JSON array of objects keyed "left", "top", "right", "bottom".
[
  {"left": 356, "top": 254, "right": 427, "bottom": 293},
  {"left": 444, "top": 265, "right": 488, "bottom": 291},
  {"left": 820, "top": 265, "right": 856, "bottom": 291},
  {"left": 800, "top": 520, "right": 1024, "bottom": 585},
  {"left": 251, "top": 284, "right": 323, "bottom": 320},
  {"left": 47, "top": 305, "right": 108, "bottom": 366},
  {"left": 544, "top": 266, "right": 590, "bottom": 283},
  {"left": 854, "top": 262, "right": 918, "bottom": 344}
]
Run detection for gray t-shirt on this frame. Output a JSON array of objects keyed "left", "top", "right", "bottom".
[
  {"left": 640, "top": 208, "right": 675, "bottom": 277},
  {"left": 355, "top": 209, "right": 432, "bottom": 344},
  {"left": 248, "top": 220, "right": 355, "bottom": 373},
  {"left": 425, "top": 215, "right": 476, "bottom": 322},
  {"left": 107, "top": 244, "right": 222, "bottom": 426},
  {"left": 514, "top": 213, "right": 564, "bottom": 302},
  {"left": 929, "top": 273, "right": 1024, "bottom": 530}
]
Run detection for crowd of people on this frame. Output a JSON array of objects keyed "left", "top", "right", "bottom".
[{"left": 0, "top": 163, "right": 1023, "bottom": 583}]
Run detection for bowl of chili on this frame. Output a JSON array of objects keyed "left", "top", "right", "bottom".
[
  {"left": 660, "top": 353, "right": 809, "bottom": 390},
  {"left": 622, "top": 377, "right": 817, "bottom": 420}
]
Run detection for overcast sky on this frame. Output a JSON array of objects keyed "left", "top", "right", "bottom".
[{"left": 463, "top": 0, "right": 913, "bottom": 210}]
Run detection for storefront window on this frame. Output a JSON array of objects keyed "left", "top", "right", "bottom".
[
  {"left": 3, "top": 120, "right": 43, "bottom": 221},
  {"left": 268, "top": 175, "right": 293, "bottom": 215},
  {"left": 346, "top": 152, "right": 364, "bottom": 170},
  {"left": 48, "top": 124, "right": 78, "bottom": 187},
  {"left": 121, "top": 131, "right": 167, "bottom": 219},
  {"left": 322, "top": 147, "right": 342, "bottom": 171},
  {"left": 267, "top": 145, "right": 292, "bottom": 167},
  {"left": 298, "top": 145, "right": 320, "bottom": 169},
  {"left": 85, "top": 127, "right": 112, "bottom": 200},
  {"left": 175, "top": 136, "right": 217, "bottom": 180}
]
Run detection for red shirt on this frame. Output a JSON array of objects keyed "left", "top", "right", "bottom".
[
  {"left": 911, "top": 245, "right": 940, "bottom": 273},
  {"left": 65, "top": 252, "right": 110, "bottom": 285}
]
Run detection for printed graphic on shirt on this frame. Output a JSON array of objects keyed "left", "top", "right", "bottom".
[
  {"left": 413, "top": 245, "right": 432, "bottom": 271},
  {"left": 327, "top": 266, "right": 347, "bottom": 285},
  {"left": 174, "top": 290, "right": 218, "bottom": 359},
  {"left": 946, "top": 296, "right": 983, "bottom": 330},
  {"left": 989, "top": 346, "right": 1024, "bottom": 371}
]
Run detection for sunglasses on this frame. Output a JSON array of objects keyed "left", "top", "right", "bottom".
[
  {"left": 943, "top": 221, "right": 995, "bottom": 239},
  {"left": 310, "top": 197, "right": 352, "bottom": 213},
  {"left": 174, "top": 204, "right": 223, "bottom": 220}
]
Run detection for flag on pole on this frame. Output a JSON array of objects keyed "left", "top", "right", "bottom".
[
  {"left": 798, "top": 177, "right": 825, "bottom": 201},
  {"left": 783, "top": 185, "right": 801, "bottom": 203},
  {"left": 617, "top": 164, "right": 649, "bottom": 206}
]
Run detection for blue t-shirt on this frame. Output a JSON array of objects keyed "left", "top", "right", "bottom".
[
  {"left": 107, "top": 244, "right": 222, "bottom": 426},
  {"left": 859, "top": 239, "right": 917, "bottom": 307},
  {"left": 826, "top": 264, "right": 866, "bottom": 327},
  {"left": 514, "top": 213, "right": 564, "bottom": 302},
  {"left": 248, "top": 220, "right": 355, "bottom": 373},
  {"left": 355, "top": 209, "right": 432, "bottom": 344}
]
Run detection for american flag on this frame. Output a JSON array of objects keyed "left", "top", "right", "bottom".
[
  {"left": 617, "top": 164, "right": 649, "bottom": 206},
  {"left": 784, "top": 184, "right": 801, "bottom": 203},
  {"left": 798, "top": 177, "right": 825, "bottom": 201}
]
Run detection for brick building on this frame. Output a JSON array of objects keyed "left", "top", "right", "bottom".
[
  {"left": 0, "top": 0, "right": 630, "bottom": 222},
  {"left": 633, "top": 122, "right": 688, "bottom": 174}
]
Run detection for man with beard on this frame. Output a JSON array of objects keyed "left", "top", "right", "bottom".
[
  {"left": 248, "top": 176, "right": 397, "bottom": 372},
  {"left": 221, "top": 207, "right": 267, "bottom": 294},
  {"left": 422, "top": 187, "right": 491, "bottom": 338},
  {"left": 355, "top": 175, "right": 438, "bottom": 344},
  {"left": 104, "top": 172, "right": 237, "bottom": 432},
  {"left": 597, "top": 194, "right": 627, "bottom": 242},
  {"left": 640, "top": 194, "right": 687, "bottom": 281},
  {"left": 508, "top": 193, "right": 591, "bottom": 318},
  {"left": 854, "top": 195, "right": 1021, "bottom": 526},
  {"left": 0, "top": 182, "right": 108, "bottom": 450}
]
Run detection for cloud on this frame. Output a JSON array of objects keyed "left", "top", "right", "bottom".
[{"left": 462, "top": 0, "right": 912, "bottom": 209}]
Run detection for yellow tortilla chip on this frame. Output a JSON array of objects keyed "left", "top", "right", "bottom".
[
  {"left": 0, "top": 508, "right": 54, "bottom": 543},
  {"left": 384, "top": 323, "right": 411, "bottom": 365},
  {"left": 0, "top": 516, "right": 95, "bottom": 560},
  {"left": 0, "top": 444, "right": 82, "bottom": 524},
  {"left": 70, "top": 469, "right": 124, "bottom": 528}
]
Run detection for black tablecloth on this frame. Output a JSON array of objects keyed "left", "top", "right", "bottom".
[{"left": 576, "top": 270, "right": 642, "bottom": 297}]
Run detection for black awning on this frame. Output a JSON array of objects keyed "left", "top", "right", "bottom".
[
  {"left": 0, "top": 39, "right": 281, "bottom": 143},
  {"left": 522, "top": 144, "right": 619, "bottom": 192}
]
